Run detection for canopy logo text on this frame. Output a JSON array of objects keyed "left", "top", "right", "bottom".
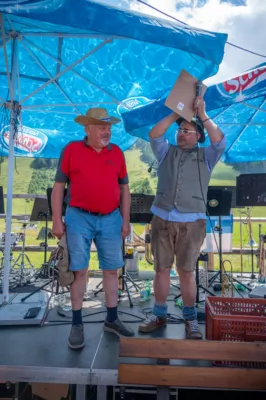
[
  {"left": 217, "top": 67, "right": 266, "bottom": 98},
  {"left": 117, "top": 96, "right": 154, "bottom": 115},
  {"left": 0, "top": 125, "right": 48, "bottom": 156}
]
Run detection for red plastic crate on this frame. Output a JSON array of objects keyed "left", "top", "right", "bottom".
[
  {"left": 205, "top": 296, "right": 266, "bottom": 368},
  {"left": 206, "top": 296, "right": 266, "bottom": 341}
]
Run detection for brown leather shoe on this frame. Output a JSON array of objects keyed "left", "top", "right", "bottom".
[
  {"left": 138, "top": 315, "right": 167, "bottom": 333},
  {"left": 185, "top": 319, "right": 202, "bottom": 340}
]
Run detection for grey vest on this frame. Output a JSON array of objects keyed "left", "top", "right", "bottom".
[{"left": 153, "top": 146, "right": 211, "bottom": 213}]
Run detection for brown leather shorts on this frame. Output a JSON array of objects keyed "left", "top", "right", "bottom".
[{"left": 151, "top": 215, "right": 206, "bottom": 272}]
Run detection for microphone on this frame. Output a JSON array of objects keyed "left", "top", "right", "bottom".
[{"left": 197, "top": 80, "right": 203, "bottom": 97}]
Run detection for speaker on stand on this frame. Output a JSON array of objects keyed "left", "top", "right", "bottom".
[{"left": 236, "top": 173, "right": 266, "bottom": 281}]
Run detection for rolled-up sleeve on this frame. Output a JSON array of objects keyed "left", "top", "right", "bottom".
[
  {"left": 204, "top": 136, "right": 227, "bottom": 172},
  {"left": 55, "top": 145, "right": 70, "bottom": 183},
  {"left": 150, "top": 136, "right": 170, "bottom": 164},
  {"left": 118, "top": 152, "right": 129, "bottom": 184}
]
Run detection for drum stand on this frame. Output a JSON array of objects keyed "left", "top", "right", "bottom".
[{"left": 11, "top": 223, "right": 35, "bottom": 286}]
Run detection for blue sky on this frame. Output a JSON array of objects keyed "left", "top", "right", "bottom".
[
  {"left": 171, "top": 0, "right": 247, "bottom": 8},
  {"left": 94, "top": 0, "right": 265, "bottom": 84}
]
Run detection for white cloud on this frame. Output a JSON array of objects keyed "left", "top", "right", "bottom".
[{"left": 126, "top": 0, "right": 266, "bottom": 86}]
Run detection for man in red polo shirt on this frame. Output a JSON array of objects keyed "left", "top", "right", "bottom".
[{"left": 51, "top": 108, "right": 134, "bottom": 349}]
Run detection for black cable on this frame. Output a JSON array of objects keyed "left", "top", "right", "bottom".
[
  {"left": 43, "top": 308, "right": 146, "bottom": 326},
  {"left": 140, "top": 307, "right": 206, "bottom": 324},
  {"left": 194, "top": 96, "right": 237, "bottom": 291},
  {"left": 43, "top": 302, "right": 192, "bottom": 327}
]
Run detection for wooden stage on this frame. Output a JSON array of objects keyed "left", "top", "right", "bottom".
[{"left": 0, "top": 275, "right": 265, "bottom": 400}]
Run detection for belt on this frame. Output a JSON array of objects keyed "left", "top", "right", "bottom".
[{"left": 74, "top": 207, "right": 118, "bottom": 216}]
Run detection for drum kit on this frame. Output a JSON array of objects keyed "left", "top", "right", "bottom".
[{"left": 0, "top": 215, "right": 72, "bottom": 311}]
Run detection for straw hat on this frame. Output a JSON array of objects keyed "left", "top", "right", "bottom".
[{"left": 75, "top": 107, "right": 120, "bottom": 126}]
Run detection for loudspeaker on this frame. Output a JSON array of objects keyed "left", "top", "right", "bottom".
[
  {"left": 130, "top": 193, "right": 154, "bottom": 223},
  {"left": 46, "top": 187, "right": 68, "bottom": 217},
  {"left": 236, "top": 173, "right": 266, "bottom": 207}
]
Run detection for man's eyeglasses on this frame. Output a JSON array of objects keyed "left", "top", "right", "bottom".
[{"left": 176, "top": 128, "right": 198, "bottom": 136}]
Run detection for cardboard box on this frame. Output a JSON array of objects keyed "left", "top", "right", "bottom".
[{"left": 165, "top": 70, "right": 207, "bottom": 121}]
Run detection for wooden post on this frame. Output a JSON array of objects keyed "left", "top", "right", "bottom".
[{"left": 207, "top": 252, "right": 214, "bottom": 270}]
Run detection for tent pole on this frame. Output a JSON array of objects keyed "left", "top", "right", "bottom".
[{"left": 2, "top": 36, "right": 18, "bottom": 304}]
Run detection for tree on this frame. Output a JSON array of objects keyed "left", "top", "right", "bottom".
[
  {"left": 130, "top": 178, "right": 154, "bottom": 195},
  {"left": 28, "top": 168, "right": 56, "bottom": 194},
  {"left": 135, "top": 139, "right": 156, "bottom": 166},
  {"left": 30, "top": 158, "right": 58, "bottom": 170}
]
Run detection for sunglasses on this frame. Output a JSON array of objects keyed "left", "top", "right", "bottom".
[{"left": 176, "top": 128, "right": 198, "bottom": 136}]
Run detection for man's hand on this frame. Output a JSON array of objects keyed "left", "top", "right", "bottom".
[
  {"left": 52, "top": 219, "right": 65, "bottom": 239},
  {"left": 194, "top": 96, "right": 224, "bottom": 143},
  {"left": 194, "top": 96, "right": 207, "bottom": 120},
  {"left": 121, "top": 220, "right": 131, "bottom": 240}
]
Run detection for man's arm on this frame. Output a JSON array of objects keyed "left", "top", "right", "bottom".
[
  {"left": 149, "top": 112, "right": 178, "bottom": 164},
  {"left": 51, "top": 182, "right": 66, "bottom": 223},
  {"left": 52, "top": 146, "right": 70, "bottom": 239},
  {"left": 194, "top": 96, "right": 226, "bottom": 170},
  {"left": 195, "top": 96, "right": 224, "bottom": 143},
  {"left": 120, "top": 184, "right": 131, "bottom": 224},
  {"left": 149, "top": 112, "right": 179, "bottom": 139},
  {"left": 118, "top": 151, "right": 131, "bottom": 239}
]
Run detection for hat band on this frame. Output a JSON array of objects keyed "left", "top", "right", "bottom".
[{"left": 100, "top": 117, "right": 110, "bottom": 121}]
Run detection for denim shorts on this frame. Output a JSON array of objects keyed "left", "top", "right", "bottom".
[{"left": 64, "top": 207, "right": 124, "bottom": 271}]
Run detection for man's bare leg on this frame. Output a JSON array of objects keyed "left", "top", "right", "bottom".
[
  {"left": 68, "top": 269, "right": 87, "bottom": 350},
  {"left": 71, "top": 269, "right": 88, "bottom": 312},
  {"left": 138, "top": 269, "right": 170, "bottom": 332},
  {"left": 102, "top": 269, "right": 134, "bottom": 337},
  {"left": 103, "top": 270, "right": 118, "bottom": 312},
  {"left": 177, "top": 269, "right": 196, "bottom": 308},
  {"left": 154, "top": 268, "right": 171, "bottom": 304}
]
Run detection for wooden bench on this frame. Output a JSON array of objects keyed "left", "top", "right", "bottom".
[{"left": 118, "top": 338, "right": 266, "bottom": 399}]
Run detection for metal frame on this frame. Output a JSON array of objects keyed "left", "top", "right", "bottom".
[
  {"left": 226, "top": 96, "right": 266, "bottom": 153},
  {"left": 21, "top": 41, "right": 81, "bottom": 114},
  {"left": 0, "top": 365, "right": 177, "bottom": 400},
  {"left": 23, "top": 102, "right": 115, "bottom": 109},
  {"left": 0, "top": 11, "right": 138, "bottom": 303},
  {"left": 22, "top": 37, "right": 124, "bottom": 106},
  {"left": 21, "top": 32, "right": 126, "bottom": 40},
  {"left": 76, "top": 385, "right": 87, "bottom": 400},
  {"left": 20, "top": 39, "right": 112, "bottom": 104},
  {"left": 1, "top": 13, "right": 19, "bottom": 304}
]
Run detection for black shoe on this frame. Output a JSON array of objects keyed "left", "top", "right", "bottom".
[
  {"left": 68, "top": 324, "right": 85, "bottom": 349},
  {"left": 103, "top": 318, "right": 134, "bottom": 338}
]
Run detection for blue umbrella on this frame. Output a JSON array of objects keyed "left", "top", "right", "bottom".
[
  {"left": 123, "top": 63, "right": 266, "bottom": 164},
  {"left": 0, "top": 0, "right": 227, "bottom": 302}
]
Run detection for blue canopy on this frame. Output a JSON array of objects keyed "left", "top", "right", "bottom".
[
  {"left": 123, "top": 63, "right": 266, "bottom": 163},
  {"left": 0, "top": 0, "right": 227, "bottom": 158}
]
